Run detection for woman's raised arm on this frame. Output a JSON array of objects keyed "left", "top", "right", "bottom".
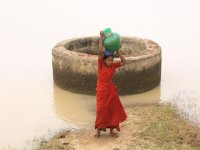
[{"left": 98, "top": 31, "right": 104, "bottom": 58}]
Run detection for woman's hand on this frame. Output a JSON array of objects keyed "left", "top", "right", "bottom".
[
  {"left": 115, "top": 50, "right": 121, "bottom": 57},
  {"left": 116, "top": 50, "right": 126, "bottom": 66},
  {"left": 114, "top": 51, "right": 120, "bottom": 58},
  {"left": 100, "top": 31, "right": 104, "bottom": 38}
]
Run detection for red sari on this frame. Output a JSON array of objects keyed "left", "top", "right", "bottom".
[{"left": 95, "top": 57, "right": 127, "bottom": 131}]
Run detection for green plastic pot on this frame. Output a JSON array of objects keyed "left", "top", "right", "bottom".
[{"left": 103, "top": 32, "right": 120, "bottom": 52}]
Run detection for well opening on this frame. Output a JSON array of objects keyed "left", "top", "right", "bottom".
[{"left": 64, "top": 37, "right": 153, "bottom": 57}]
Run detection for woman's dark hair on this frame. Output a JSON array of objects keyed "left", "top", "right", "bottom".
[{"left": 103, "top": 55, "right": 114, "bottom": 60}]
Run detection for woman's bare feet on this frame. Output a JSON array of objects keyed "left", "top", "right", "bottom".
[
  {"left": 94, "top": 128, "right": 107, "bottom": 138},
  {"left": 110, "top": 128, "right": 119, "bottom": 138},
  {"left": 94, "top": 129, "right": 101, "bottom": 138},
  {"left": 110, "top": 131, "right": 119, "bottom": 138}
]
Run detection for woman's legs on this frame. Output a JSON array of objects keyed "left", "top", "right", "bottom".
[{"left": 94, "top": 128, "right": 101, "bottom": 138}]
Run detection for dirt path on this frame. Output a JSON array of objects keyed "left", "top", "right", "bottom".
[{"left": 39, "top": 104, "right": 200, "bottom": 150}]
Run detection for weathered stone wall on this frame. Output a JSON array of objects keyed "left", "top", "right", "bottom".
[{"left": 52, "top": 36, "right": 161, "bottom": 95}]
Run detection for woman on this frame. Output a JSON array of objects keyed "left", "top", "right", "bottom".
[{"left": 95, "top": 31, "right": 127, "bottom": 138}]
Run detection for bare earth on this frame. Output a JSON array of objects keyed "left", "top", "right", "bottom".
[{"left": 39, "top": 104, "right": 200, "bottom": 150}]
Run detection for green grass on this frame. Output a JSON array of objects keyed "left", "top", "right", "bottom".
[{"left": 138, "top": 105, "right": 200, "bottom": 150}]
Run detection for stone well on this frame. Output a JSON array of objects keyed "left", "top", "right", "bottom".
[{"left": 52, "top": 36, "right": 161, "bottom": 95}]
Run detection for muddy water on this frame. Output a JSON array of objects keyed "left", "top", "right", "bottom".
[{"left": 0, "top": 0, "right": 200, "bottom": 149}]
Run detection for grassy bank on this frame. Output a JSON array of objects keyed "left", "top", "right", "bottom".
[{"left": 38, "top": 104, "right": 200, "bottom": 150}]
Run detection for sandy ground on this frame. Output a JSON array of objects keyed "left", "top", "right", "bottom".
[{"left": 39, "top": 104, "right": 200, "bottom": 150}]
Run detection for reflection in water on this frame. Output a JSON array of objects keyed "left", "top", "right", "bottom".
[
  {"left": 53, "top": 84, "right": 95, "bottom": 128},
  {"left": 53, "top": 84, "right": 161, "bottom": 128},
  {"left": 121, "top": 85, "right": 161, "bottom": 106}
]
